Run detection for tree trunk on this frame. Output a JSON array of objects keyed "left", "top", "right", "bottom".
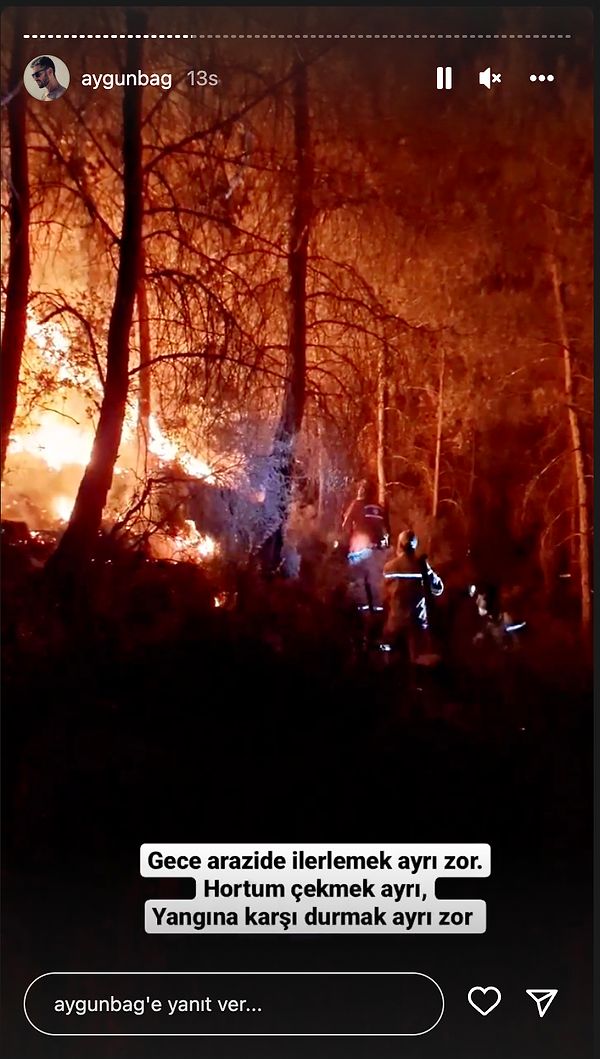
[
  {"left": 376, "top": 342, "right": 388, "bottom": 507},
  {"left": 317, "top": 419, "right": 326, "bottom": 524},
  {"left": 261, "top": 60, "right": 313, "bottom": 569},
  {"left": 467, "top": 428, "right": 477, "bottom": 550},
  {"left": 136, "top": 264, "right": 152, "bottom": 475},
  {"left": 548, "top": 253, "right": 591, "bottom": 633},
  {"left": 1, "top": 12, "right": 31, "bottom": 479},
  {"left": 432, "top": 346, "right": 446, "bottom": 521},
  {"left": 48, "top": 18, "right": 145, "bottom": 570}
]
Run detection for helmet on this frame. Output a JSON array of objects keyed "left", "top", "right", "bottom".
[{"left": 397, "top": 529, "right": 418, "bottom": 553}]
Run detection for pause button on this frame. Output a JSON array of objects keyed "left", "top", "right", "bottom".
[{"left": 436, "top": 66, "right": 453, "bottom": 90}]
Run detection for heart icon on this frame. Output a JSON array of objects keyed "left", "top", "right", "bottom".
[{"left": 468, "top": 986, "right": 502, "bottom": 1016}]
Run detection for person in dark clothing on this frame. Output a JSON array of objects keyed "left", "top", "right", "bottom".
[
  {"left": 341, "top": 479, "right": 390, "bottom": 612},
  {"left": 341, "top": 478, "right": 390, "bottom": 551},
  {"left": 382, "top": 529, "right": 444, "bottom": 662}
]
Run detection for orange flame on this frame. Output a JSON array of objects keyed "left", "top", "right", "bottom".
[
  {"left": 5, "top": 313, "right": 222, "bottom": 555},
  {"left": 150, "top": 519, "right": 218, "bottom": 564},
  {"left": 147, "top": 414, "right": 215, "bottom": 483},
  {"left": 8, "top": 413, "right": 93, "bottom": 470},
  {"left": 53, "top": 495, "right": 75, "bottom": 523}
]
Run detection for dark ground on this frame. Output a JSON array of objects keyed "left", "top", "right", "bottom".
[{"left": 1, "top": 553, "right": 593, "bottom": 1058}]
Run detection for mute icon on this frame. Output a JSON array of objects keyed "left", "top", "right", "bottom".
[{"left": 479, "top": 67, "right": 502, "bottom": 88}]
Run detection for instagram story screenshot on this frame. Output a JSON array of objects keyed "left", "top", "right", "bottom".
[{"left": 0, "top": 3, "right": 594, "bottom": 1057}]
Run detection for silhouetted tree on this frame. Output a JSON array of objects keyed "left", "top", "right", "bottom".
[
  {"left": 261, "top": 59, "right": 313, "bottom": 569},
  {"left": 49, "top": 15, "right": 146, "bottom": 568},
  {"left": 1, "top": 11, "right": 30, "bottom": 477}
]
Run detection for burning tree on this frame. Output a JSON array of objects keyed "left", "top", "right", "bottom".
[
  {"left": 47, "top": 15, "right": 146, "bottom": 570},
  {"left": 0, "top": 13, "right": 592, "bottom": 628}
]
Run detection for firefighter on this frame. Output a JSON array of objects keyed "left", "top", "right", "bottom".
[
  {"left": 382, "top": 529, "right": 444, "bottom": 663},
  {"left": 472, "top": 582, "right": 526, "bottom": 649},
  {"left": 341, "top": 478, "right": 390, "bottom": 615}
]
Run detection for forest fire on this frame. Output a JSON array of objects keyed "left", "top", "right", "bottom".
[
  {"left": 147, "top": 415, "right": 215, "bottom": 484},
  {"left": 0, "top": 15, "right": 593, "bottom": 1059},
  {"left": 0, "top": 11, "right": 592, "bottom": 600},
  {"left": 26, "top": 313, "right": 71, "bottom": 368},
  {"left": 3, "top": 312, "right": 220, "bottom": 562},
  {"left": 7, "top": 412, "right": 94, "bottom": 471},
  {"left": 52, "top": 495, "right": 75, "bottom": 524},
  {"left": 149, "top": 519, "right": 218, "bottom": 564}
]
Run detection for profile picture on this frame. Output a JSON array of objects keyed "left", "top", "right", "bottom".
[{"left": 24, "top": 55, "right": 70, "bottom": 101}]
